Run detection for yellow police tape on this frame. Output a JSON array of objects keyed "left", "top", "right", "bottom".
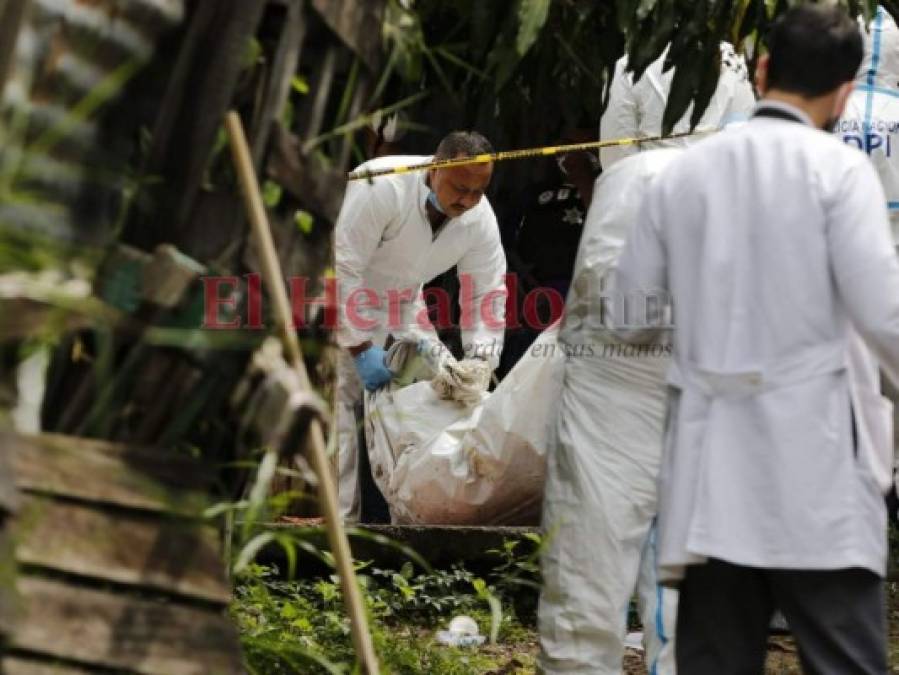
[{"left": 346, "top": 128, "right": 716, "bottom": 181}]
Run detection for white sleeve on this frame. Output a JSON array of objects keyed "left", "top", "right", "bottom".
[
  {"left": 609, "top": 182, "right": 669, "bottom": 343},
  {"left": 456, "top": 207, "right": 507, "bottom": 369},
  {"left": 599, "top": 59, "right": 640, "bottom": 171},
  {"left": 393, "top": 286, "right": 442, "bottom": 347},
  {"left": 827, "top": 157, "right": 899, "bottom": 388},
  {"left": 334, "top": 177, "right": 395, "bottom": 348}
]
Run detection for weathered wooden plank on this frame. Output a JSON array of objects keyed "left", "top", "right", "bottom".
[
  {"left": 16, "top": 496, "right": 231, "bottom": 605},
  {"left": 6, "top": 433, "right": 209, "bottom": 515},
  {"left": 0, "top": 526, "right": 19, "bottom": 637},
  {"left": 0, "top": 299, "right": 92, "bottom": 342},
  {"left": 251, "top": 0, "right": 306, "bottom": 169},
  {"left": 3, "top": 657, "right": 96, "bottom": 675},
  {"left": 132, "top": 0, "right": 267, "bottom": 247},
  {"left": 0, "top": 439, "right": 20, "bottom": 514},
  {"left": 11, "top": 576, "right": 244, "bottom": 675},
  {"left": 310, "top": 0, "right": 386, "bottom": 69}
]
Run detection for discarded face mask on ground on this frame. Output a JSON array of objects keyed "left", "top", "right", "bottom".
[
  {"left": 435, "top": 615, "right": 486, "bottom": 647},
  {"left": 366, "top": 326, "right": 564, "bottom": 525}
]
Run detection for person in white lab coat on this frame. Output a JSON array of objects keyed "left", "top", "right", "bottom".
[
  {"left": 335, "top": 131, "right": 507, "bottom": 520},
  {"left": 614, "top": 6, "right": 898, "bottom": 672},
  {"left": 838, "top": 5, "right": 899, "bottom": 244},
  {"left": 538, "top": 149, "right": 681, "bottom": 675},
  {"left": 598, "top": 42, "right": 756, "bottom": 170}
]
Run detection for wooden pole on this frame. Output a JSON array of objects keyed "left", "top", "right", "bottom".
[
  {"left": 0, "top": 0, "right": 30, "bottom": 96},
  {"left": 224, "top": 111, "right": 379, "bottom": 675}
]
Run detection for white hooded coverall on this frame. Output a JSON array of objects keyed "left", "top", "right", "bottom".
[
  {"left": 538, "top": 151, "right": 681, "bottom": 675},
  {"left": 599, "top": 42, "right": 756, "bottom": 170},
  {"left": 838, "top": 5, "right": 899, "bottom": 500},
  {"left": 335, "top": 154, "right": 507, "bottom": 519},
  {"left": 540, "top": 43, "right": 755, "bottom": 674},
  {"left": 839, "top": 5, "right": 899, "bottom": 244}
]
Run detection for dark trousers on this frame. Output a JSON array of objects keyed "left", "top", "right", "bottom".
[{"left": 677, "top": 558, "right": 887, "bottom": 674}]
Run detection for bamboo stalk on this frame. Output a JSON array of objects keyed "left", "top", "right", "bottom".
[{"left": 225, "top": 111, "right": 379, "bottom": 675}]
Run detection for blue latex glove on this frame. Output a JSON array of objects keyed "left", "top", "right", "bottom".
[{"left": 353, "top": 345, "right": 393, "bottom": 391}]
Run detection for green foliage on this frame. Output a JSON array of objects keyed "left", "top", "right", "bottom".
[
  {"left": 515, "top": 0, "right": 552, "bottom": 57},
  {"left": 262, "top": 181, "right": 283, "bottom": 208},
  {"left": 232, "top": 554, "right": 540, "bottom": 675},
  {"left": 617, "top": 0, "right": 880, "bottom": 133},
  {"left": 378, "top": 0, "right": 894, "bottom": 148},
  {"left": 291, "top": 75, "right": 310, "bottom": 95},
  {"left": 294, "top": 210, "right": 314, "bottom": 235}
]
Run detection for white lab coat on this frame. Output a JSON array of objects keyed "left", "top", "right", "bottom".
[
  {"left": 599, "top": 42, "right": 756, "bottom": 169},
  {"left": 539, "top": 151, "right": 681, "bottom": 674},
  {"left": 335, "top": 154, "right": 507, "bottom": 518},
  {"left": 838, "top": 5, "right": 899, "bottom": 244},
  {"left": 614, "top": 101, "right": 899, "bottom": 583}
]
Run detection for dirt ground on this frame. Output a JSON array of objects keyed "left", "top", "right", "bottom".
[
  {"left": 491, "top": 582, "right": 899, "bottom": 674},
  {"left": 620, "top": 638, "right": 800, "bottom": 675}
]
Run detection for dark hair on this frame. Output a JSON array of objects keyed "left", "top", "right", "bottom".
[
  {"left": 434, "top": 131, "right": 494, "bottom": 159},
  {"left": 766, "top": 5, "right": 863, "bottom": 97}
]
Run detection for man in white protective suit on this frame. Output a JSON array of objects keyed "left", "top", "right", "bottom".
[
  {"left": 598, "top": 41, "right": 756, "bottom": 170},
  {"left": 335, "top": 131, "right": 507, "bottom": 520},
  {"left": 615, "top": 6, "right": 899, "bottom": 672},
  {"left": 538, "top": 149, "right": 681, "bottom": 674},
  {"left": 839, "top": 5, "right": 899, "bottom": 244},
  {"left": 537, "top": 40, "right": 757, "bottom": 675}
]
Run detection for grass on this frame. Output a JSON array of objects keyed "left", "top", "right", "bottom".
[
  {"left": 231, "top": 560, "right": 538, "bottom": 674},
  {"left": 230, "top": 526, "right": 899, "bottom": 674}
]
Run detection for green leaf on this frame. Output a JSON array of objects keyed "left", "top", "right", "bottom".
[
  {"left": 291, "top": 75, "right": 310, "bottom": 95},
  {"left": 627, "top": 0, "right": 678, "bottom": 84},
  {"left": 243, "top": 37, "right": 263, "bottom": 69},
  {"left": 277, "top": 533, "right": 299, "bottom": 579},
  {"left": 516, "top": 0, "right": 551, "bottom": 57},
  {"left": 234, "top": 532, "right": 278, "bottom": 574},
  {"left": 523, "top": 531, "right": 543, "bottom": 545},
  {"left": 262, "top": 181, "right": 282, "bottom": 208},
  {"left": 471, "top": 578, "right": 502, "bottom": 644},
  {"left": 294, "top": 210, "right": 314, "bottom": 235},
  {"left": 690, "top": 49, "right": 723, "bottom": 130}
]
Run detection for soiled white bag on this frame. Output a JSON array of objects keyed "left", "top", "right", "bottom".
[{"left": 364, "top": 326, "right": 564, "bottom": 525}]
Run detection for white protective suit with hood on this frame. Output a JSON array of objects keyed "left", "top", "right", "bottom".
[
  {"left": 837, "top": 4, "right": 899, "bottom": 515},
  {"left": 335, "top": 154, "right": 507, "bottom": 519},
  {"left": 838, "top": 5, "right": 899, "bottom": 244},
  {"left": 599, "top": 42, "right": 756, "bottom": 169},
  {"left": 538, "top": 150, "right": 681, "bottom": 675}
]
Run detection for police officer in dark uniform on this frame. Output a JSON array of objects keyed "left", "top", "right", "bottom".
[{"left": 498, "top": 130, "right": 599, "bottom": 379}]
